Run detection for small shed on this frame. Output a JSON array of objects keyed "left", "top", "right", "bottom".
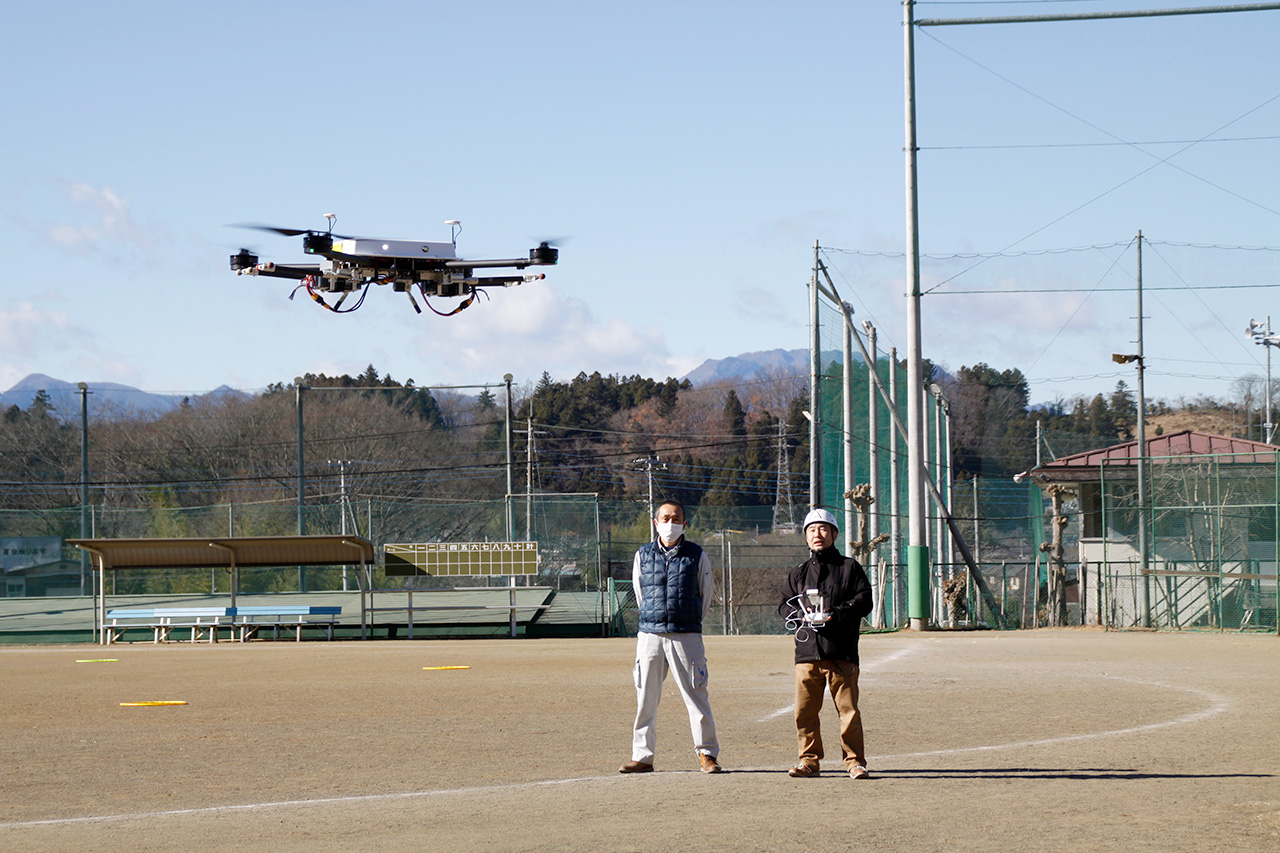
[{"left": 1020, "top": 430, "right": 1278, "bottom": 629}]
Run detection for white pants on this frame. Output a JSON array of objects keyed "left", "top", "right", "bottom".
[{"left": 631, "top": 631, "right": 719, "bottom": 763}]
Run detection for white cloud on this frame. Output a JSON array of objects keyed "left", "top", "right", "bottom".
[
  {"left": 41, "top": 181, "right": 165, "bottom": 260},
  {"left": 0, "top": 303, "right": 79, "bottom": 388},
  {"left": 405, "top": 284, "right": 673, "bottom": 383}
]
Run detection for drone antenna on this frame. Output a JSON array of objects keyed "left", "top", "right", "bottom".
[
  {"left": 445, "top": 219, "right": 461, "bottom": 247},
  {"left": 324, "top": 213, "right": 337, "bottom": 235}
]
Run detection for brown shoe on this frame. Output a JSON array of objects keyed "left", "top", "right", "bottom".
[
  {"left": 699, "top": 753, "right": 723, "bottom": 774},
  {"left": 788, "top": 763, "right": 820, "bottom": 778},
  {"left": 619, "top": 760, "right": 654, "bottom": 774},
  {"left": 849, "top": 765, "right": 870, "bottom": 780}
]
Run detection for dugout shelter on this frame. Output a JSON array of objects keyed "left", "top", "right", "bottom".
[{"left": 69, "top": 535, "right": 375, "bottom": 644}]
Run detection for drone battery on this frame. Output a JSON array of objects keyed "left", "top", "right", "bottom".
[{"left": 331, "top": 239, "right": 456, "bottom": 260}]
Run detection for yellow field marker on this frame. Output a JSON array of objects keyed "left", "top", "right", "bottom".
[
  {"left": 422, "top": 665, "right": 470, "bottom": 671},
  {"left": 119, "top": 701, "right": 187, "bottom": 707},
  {"left": 76, "top": 659, "right": 119, "bottom": 663}
]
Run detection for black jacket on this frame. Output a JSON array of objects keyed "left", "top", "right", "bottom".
[{"left": 779, "top": 546, "right": 873, "bottom": 665}]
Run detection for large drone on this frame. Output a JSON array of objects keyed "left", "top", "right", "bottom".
[{"left": 229, "top": 215, "right": 558, "bottom": 315}]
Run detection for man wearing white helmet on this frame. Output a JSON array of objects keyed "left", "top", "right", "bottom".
[{"left": 778, "top": 507, "right": 873, "bottom": 779}]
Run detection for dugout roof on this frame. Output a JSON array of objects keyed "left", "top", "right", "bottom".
[
  {"left": 67, "top": 535, "right": 375, "bottom": 570},
  {"left": 1020, "top": 430, "right": 1279, "bottom": 484},
  {"left": 69, "top": 536, "right": 375, "bottom": 643}
]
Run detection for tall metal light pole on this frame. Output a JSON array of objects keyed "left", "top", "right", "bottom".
[
  {"left": 809, "top": 241, "right": 824, "bottom": 510},
  {"left": 906, "top": 0, "right": 1280, "bottom": 631},
  {"left": 904, "top": 0, "right": 930, "bottom": 631}
]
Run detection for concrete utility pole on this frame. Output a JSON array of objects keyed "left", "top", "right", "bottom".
[
  {"left": 505, "top": 374, "right": 515, "bottom": 540},
  {"left": 1246, "top": 317, "right": 1280, "bottom": 443},
  {"left": 1112, "top": 233, "right": 1150, "bottom": 626},
  {"left": 631, "top": 456, "right": 667, "bottom": 521},
  {"left": 295, "top": 378, "right": 306, "bottom": 593},
  {"left": 78, "top": 382, "right": 90, "bottom": 596}
]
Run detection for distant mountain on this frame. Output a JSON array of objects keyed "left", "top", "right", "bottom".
[
  {"left": 681, "top": 348, "right": 856, "bottom": 386},
  {"left": 0, "top": 374, "right": 248, "bottom": 418}
]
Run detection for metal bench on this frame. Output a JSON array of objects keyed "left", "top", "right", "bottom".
[
  {"left": 231, "top": 605, "right": 343, "bottom": 641},
  {"left": 104, "top": 607, "right": 233, "bottom": 644},
  {"left": 103, "top": 605, "right": 343, "bottom": 643}
]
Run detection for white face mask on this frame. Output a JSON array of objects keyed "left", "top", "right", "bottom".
[{"left": 654, "top": 521, "right": 684, "bottom": 543}]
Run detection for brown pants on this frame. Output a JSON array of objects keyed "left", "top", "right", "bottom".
[{"left": 794, "top": 660, "right": 865, "bottom": 770}]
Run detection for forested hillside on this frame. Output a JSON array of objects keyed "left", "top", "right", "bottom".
[{"left": 1, "top": 361, "right": 1268, "bottom": 534}]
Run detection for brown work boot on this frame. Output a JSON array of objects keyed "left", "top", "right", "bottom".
[
  {"left": 619, "top": 760, "right": 654, "bottom": 774},
  {"left": 788, "top": 763, "right": 820, "bottom": 778},
  {"left": 698, "top": 753, "right": 723, "bottom": 774}
]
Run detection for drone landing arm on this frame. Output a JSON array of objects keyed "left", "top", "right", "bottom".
[
  {"left": 238, "top": 263, "right": 322, "bottom": 281},
  {"left": 465, "top": 273, "right": 546, "bottom": 288}
]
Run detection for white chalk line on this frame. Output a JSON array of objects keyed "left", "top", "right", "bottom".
[
  {"left": 0, "top": 776, "right": 621, "bottom": 830},
  {"left": 878, "top": 676, "right": 1231, "bottom": 761},
  {"left": 0, "top": 670, "right": 1231, "bottom": 831},
  {"left": 757, "top": 645, "right": 919, "bottom": 722}
]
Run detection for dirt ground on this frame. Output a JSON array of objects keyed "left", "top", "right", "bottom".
[{"left": 1, "top": 629, "right": 1277, "bottom": 852}]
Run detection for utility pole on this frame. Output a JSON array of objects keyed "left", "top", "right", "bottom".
[
  {"left": 631, "top": 456, "right": 667, "bottom": 521},
  {"left": 1113, "top": 231, "right": 1150, "bottom": 627},
  {"left": 504, "top": 374, "right": 515, "bottom": 540},
  {"left": 295, "top": 378, "right": 306, "bottom": 593},
  {"left": 78, "top": 382, "right": 90, "bottom": 596},
  {"left": 1246, "top": 317, "right": 1280, "bottom": 443},
  {"left": 331, "top": 459, "right": 352, "bottom": 591}
]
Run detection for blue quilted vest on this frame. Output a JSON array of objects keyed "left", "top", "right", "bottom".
[{"left": 637, "top": 539, "right": 704, "bottom": 634}]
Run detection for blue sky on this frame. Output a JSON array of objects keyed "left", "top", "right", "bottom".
[{"left": 3, "top": 1, "right": 1278, "bottom": 407}]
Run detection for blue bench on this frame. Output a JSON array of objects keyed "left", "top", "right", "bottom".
[
  {"left": 104, "top": 608, "right": 232, "bottom": 644},
  {"left": 104, "top": 605, "right": 342, "bottom": 644},
  {"left": 232, "top": 605, "right": 343, "bottom": 641}
]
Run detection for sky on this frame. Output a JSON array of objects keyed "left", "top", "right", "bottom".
[{"left": 2, "top": 1, "right": 1278, "bottom": 409}]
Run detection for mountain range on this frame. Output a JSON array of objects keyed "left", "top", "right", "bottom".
[
  {"left": 1, "top": 350, "right": 825, "bottom": 419},
  {"left": 0, "top": 374, "right": 245, "bottom": 418}
]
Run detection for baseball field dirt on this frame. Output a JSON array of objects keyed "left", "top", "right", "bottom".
[{"left": 1, "top": 629, "right": 1277, "bottom": 851}]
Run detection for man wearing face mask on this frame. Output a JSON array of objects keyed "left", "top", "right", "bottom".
[
  {"left": 619, "top": 499, "right": 722, "bottom": 774},
  {"left": 779, "top": 507, "right": 873, "bottom": 780}
]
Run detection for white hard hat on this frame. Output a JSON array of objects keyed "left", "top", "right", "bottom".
[{"left": 803, "top": 508, "right": 838, "bottom": 532}]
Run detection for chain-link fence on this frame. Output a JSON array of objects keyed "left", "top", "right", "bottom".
[
  {"left": 5, "top": 462, "right": 1274, "bottom": 633},
  {"left": 1091, "top": 451, "right": 1279, "bottom": 632}
]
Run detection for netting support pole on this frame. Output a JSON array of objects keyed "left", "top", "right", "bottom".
[{"left": 817, "top": 265, "right": 1005, "bottom": 627}]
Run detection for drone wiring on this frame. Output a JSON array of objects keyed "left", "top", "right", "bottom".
[{"left": 422, "top": 284, "right": 486, "bottom": 317}]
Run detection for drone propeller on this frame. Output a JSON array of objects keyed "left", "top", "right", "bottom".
[{"left": 229, "top": 223, "right": 356, "bottom": 239}]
